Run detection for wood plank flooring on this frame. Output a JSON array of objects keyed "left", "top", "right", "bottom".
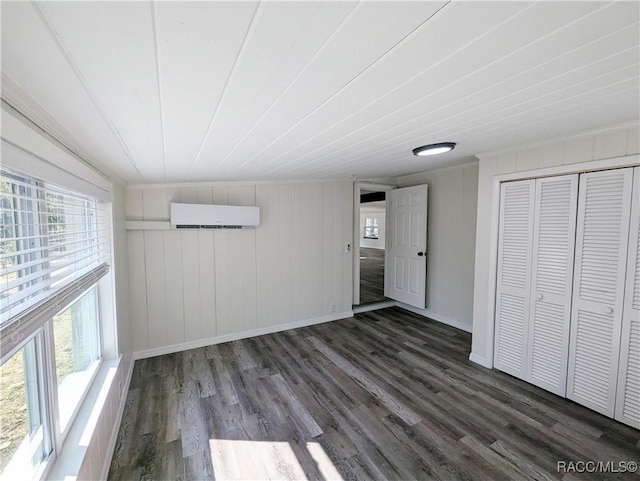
[
  {"left": 359, "top": 247, "right": 386, "bottom": 304},
  {"left": 108, "top": 307, "right": 640, "bottom": 481}
]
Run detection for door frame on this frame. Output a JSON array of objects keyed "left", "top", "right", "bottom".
[{"left": 353, "top": 181, "right": 396, "bottom": 306}]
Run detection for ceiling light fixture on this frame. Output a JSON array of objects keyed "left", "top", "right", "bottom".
[{"left": 412, "top": 142, "right": 456, "bottom": 156}]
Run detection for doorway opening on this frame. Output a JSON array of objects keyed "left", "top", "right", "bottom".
[
  {"left": 359, "top": 194, "right": 386, "bottom": 304},
  {"left": 353, "top": 182, "right": 395, "bottom": 309}
]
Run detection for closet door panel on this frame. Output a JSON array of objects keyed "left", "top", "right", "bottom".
[
  {"left": 494, "top": 180, "right": 535, "bottom": 379},
  {"left": 526, "top": 175, "right": 578, "bottom": 395},
  {"left": 567, "top": 168, "right": 633, "bottom": 417},
  {"left": 615, "top": 166, "right": 640, "bottom": 428}
]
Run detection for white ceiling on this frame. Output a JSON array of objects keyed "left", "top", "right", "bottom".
[{"left": 2, "top": 1, "right": 638, "bottom": 184}]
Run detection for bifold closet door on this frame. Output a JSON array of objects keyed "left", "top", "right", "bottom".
[
  {"left": 494, "top": 180, "right": 535, "bottom": 379},
  {"left": 567, "top": 168, "right": 634, "bottom": 417},
  {"left": 615, "top": 166, "right": 640, "bottom": 428},
  {"left": 526, "top": 175, "right": 578, "bottom": 396}
]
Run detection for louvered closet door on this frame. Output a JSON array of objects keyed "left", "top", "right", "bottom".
[
  {"left": 526, "top": 175, "right": 578, "bottom": 396},
  {"left": 567, "top": 168, "right": 634, "bottom": 417},
  {"left": 615, "top": 166, "right": 640, "bottom": 428},
  {"left": 494, "top": 180, "right": 535, "bottom": 379}
]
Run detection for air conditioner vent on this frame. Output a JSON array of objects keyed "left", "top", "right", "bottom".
[{"left": 170, "top": 203, "right": 260, "bottom": 229}]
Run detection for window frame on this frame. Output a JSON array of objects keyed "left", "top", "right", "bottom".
[
  {"left": 47, "top": 285, "right": 103, "bottom": 442},
  {"left": 0, "top": 168, "right": 112, "bottom": 480},
  {"left": 0, "top": 329, "right": 54, "bottom": 481},
  {"left": 363, "top": 217, "right": 380, "bottom": 239}
]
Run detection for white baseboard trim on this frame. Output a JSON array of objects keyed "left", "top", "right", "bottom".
[
  {"left": 133, "top": 311, "right": 354, "bottom": 360},
  {"left": 353, "top": 301, "right": 395, "bottom": 314},
  {"left": 395, "top": 302, "right": 473, "bottom": 333},
  {"left": 469, "top": 352, "right": 493, "bottom": 369},
  {"left": 100, "top": 357, "right": 135, "bottom": 480}
]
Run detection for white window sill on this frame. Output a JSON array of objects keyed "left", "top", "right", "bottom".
[{"left": 45, "top": 356, "right": 124, "bottom": 481}]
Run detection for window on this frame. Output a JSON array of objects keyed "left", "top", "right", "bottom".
[
  {"left": 0, "top": 171, "right": 107, "bottom": 324},
  {"left": 0, "top": 336, "right": 50, "bottom": 481},
  {"left": 364, "top": 217, "right": 379, "bottom": 239},
  {"left": 53, "top": 287, "right": 101, "bottom": 432},
  {"left": 0, "top": 168, "right": 110, "bottom": 479}
]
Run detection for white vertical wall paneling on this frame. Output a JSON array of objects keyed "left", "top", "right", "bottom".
[
  {"left": 267, "top": 185, "right": 284, "bottom": 325},
  {"left": 567, "top": 168, "right": 633, "bottom": 417},
  {"left": 126, "top": 189, "right": 143, "bottom": 220},
  {"left": 213, "top": 186, "right": 231, "bottom": 335},
  {"left": 164, "top": 230, "right": 185, "bottom": 344},
  {"left": 144, "top": 231, "right": 168, "bottom": 348},
  {"left": 292, "top": 184, "right": 306, "bottom": 321},
  {"left": 182, "top": 231, "right": 201, "bottom": 342},
  {"left": 196, "top": 186, "right": 213, "bottom": 204},
  {"left": 198, "top": 229, "right": 217, "bottom": 339},
  {"left": 324, "top": 183, "right": 337, "bottom": 314},
  {"left": 615, "top": 166, "right": 640, "bottom": 428},
  {"left": 240, "top": 187, "right": 258, "bottom": 333},
  {"left": 142, "top": 189, "right": 163, "bottom": 220},
  {"left": 226, "top": 186, "right": 247, "bottom": 333},
  {"left": 526, "top": 174, "right": 578, "bottom": 396},
  {"left": 280, "top": 184, "right": 294, "bottom": 325},
  {"left": 127, "top": 231, "right": 148, "bottom": 352},
  {"left": 314, "top": 184, "right": 325, "bottom": 318},
  {"left": 176, "top": 186, "right": 198, "bottom": 204},
  {"left": 337, "top": 183, "right": 349, "bottom": 311},
  {"left": 255, "top": 185, "right": 271, "bottom": 328},
  {"left": 194, "top": 186, "right": 218, "bottom": 340},
  {"left": 395, "top": 163, "right": 479, "bottom": 330},
  {"left": 228, "top": 185, "right": 257, "bottom": 333},
  {"left": 126, "top": 181, "right": 353, "bottom": 356},
  {"left": 143, "top": 188, "right": 174, "bottom": 220},
  {"left": 440, "top": 170, "right": 462, "bottom": 314},
  {"left": 493, "top": 180, "right": 535, "bottom": 379},
  {"left": 341, "top": 183, "right": 353, "bottom": 312},
  {"left": 302, "top": 185, "right": 316, "bottom": 320}
]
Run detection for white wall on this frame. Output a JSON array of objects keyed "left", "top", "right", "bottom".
[
  {"left": 359, "top": 209, "right": 386, "bottom": 249},
  {"left": 126, "top": 181, "right": 354, "bottom": 358},
  {"left": 471, "top": 125, "right": 640, "bottom": 368},
  {"left": 395, "top": 162, "right": 479, "bottom": 332}
]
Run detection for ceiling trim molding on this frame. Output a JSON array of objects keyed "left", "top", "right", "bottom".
[
  {"left": 477, "top": 121, "right": 640, "bottom": 159},
  {"left": 1, "top": 98, "right": 124, "bottom": 186},
  {"left": 397, "top": 158, "right": 479, "bottom": 179}
]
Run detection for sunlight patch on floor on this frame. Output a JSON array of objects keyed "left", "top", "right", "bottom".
[
  {"left": 306, "top": 441, "right": 344, "bottom": 480},
  {"left": 210, "top": 439, "right": 319, "bottom": 480}
]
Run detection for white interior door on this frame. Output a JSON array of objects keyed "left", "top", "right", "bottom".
[
  {"left": 615, "top": 166, "right": 640, "bottom": 428},
  {"left": 567, "top": 168, "right": 633, "bottom": 417},
  {"left": 493, "top": 180, "right": 535, "bottom": 379},
  {"left": 385, "top": 185, "right": 428, "bottom": 308},
  {"left": 526, "top": 174, "right": 578, "bottom": 396}
]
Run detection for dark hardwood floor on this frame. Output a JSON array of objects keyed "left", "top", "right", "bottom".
[
  {"left": 359, "top": 247, "right": 386, "bottom": 304},
  {"left": 108, "top": 307, "right": 640, "bottom": 481}
]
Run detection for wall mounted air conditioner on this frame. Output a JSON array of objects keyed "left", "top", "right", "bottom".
[{"left": 170, "top": 203, "right": 260, "bottom": 229}]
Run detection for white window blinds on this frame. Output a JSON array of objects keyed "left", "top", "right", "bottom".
[{"left": 0, "top": 168, "right": 110, "bottom": 327}]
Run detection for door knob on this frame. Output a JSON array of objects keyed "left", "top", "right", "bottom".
[
  {"left": 604, "top": 306, "right": 613, "bottom": 314},
  {"left": 418, "top": 252, "right": 424, "bottom": 256},
  {"left": 536, "top": 293, "right": 543, "bottom": 300}
]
